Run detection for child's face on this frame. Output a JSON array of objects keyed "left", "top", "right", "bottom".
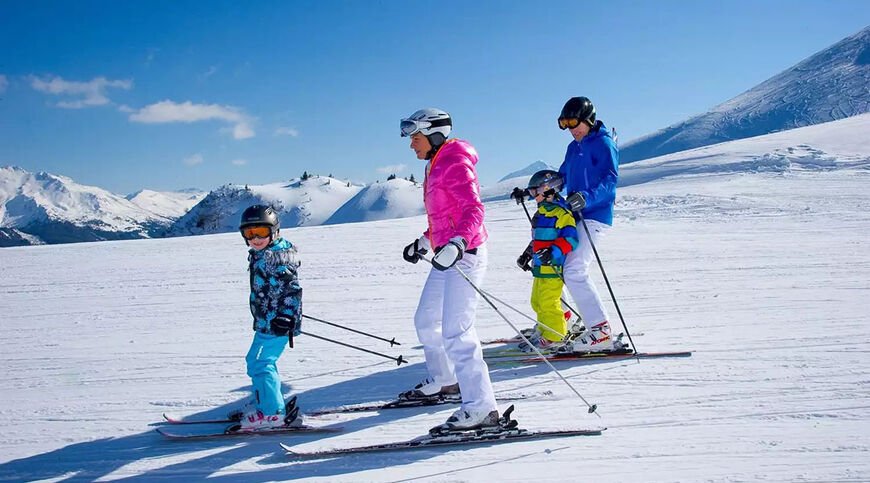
[{"left": 248, "top": 236, "right": 271, "bottom": 250}]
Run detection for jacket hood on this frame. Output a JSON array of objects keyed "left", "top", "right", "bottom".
[{"left": 436, "top": 139, "right": 479, "bottom": 166}]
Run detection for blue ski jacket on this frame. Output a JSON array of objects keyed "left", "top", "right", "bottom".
[
  {"left": 558, "top": 120, "right": 619, "bottom": 225},
  {"left": 248, "top": 237, "right": 302, "bottom": 335}
]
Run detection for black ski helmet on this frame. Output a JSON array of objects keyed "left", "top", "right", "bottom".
[
  {"left": 239, "top": 205, "right": 280, "bottom": 232},
  {"left": 559, "top": 97, "right": 596, "bottom": 127},
  {"left": 527, "top": 169, "right": 564, "bottom": 195}
]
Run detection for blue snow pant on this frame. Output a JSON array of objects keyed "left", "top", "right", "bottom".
[{"left": 245, "top": 332, "right": 289, "bottom": 415}]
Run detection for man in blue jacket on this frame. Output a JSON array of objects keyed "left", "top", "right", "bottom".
[{"left": 556, "top": 96, "right": 619, "bottom": 353}]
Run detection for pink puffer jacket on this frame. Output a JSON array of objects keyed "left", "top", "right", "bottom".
[{"left": 422, "top": 139, "right": 488, "bottom": 250}]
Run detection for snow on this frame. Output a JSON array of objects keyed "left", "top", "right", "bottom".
[
  {"left": 126, "top": 189, "right": 206, "bottom": 220},
  {"left": 324, "top": 178, "right": 424, "bottom": 225},
  {"left": 1, "top": 115, "right": 869, "bottom": 481}
]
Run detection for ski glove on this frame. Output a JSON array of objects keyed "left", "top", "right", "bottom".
[
  {"left": 534, "top": 247, "right": 554, "bottom": 266},
  {"left": 403, "top": 236, "right": 430, "bottom": 264},
  {"left": 516, "top": 244, "right": 533, "bottom": 271},
  {"left": 510, "top": 187, "right": 529, "bottom": 205},
  {"left": 566, "top": 192, "right": 586, "bottom": 212},
  {"left": 432, "top": 237, "right": 466, "bottom": 271},
  {"left": 270, "top": 315, "right": 300, "bottom": 347}
]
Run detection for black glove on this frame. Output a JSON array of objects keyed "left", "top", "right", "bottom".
[
  {"left": 432, "top": 237, "right": 466, "bottom": 271},
  {"left": 403, "top": 238, "right": 429, "bottom": 263},
  {"left": 516, "top": 244, "right": 533, "bottom": 271},
  {"left": 270, "top": 315, "right": 299, "bottom": 347},
  {"left": 567, "top": 192, "right": 586, "bottom": 212},
  {"left": 535, "top": 247, "right": 554, "bottom": 266},
  {"left": 510, "top": 187, "right": 529, "bottom": 204}
]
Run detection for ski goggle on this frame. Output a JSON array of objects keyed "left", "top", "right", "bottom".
[
  {"left": 527, "top": 185, "right": 555, "bottom": 197},
  {"left": 558, "top": 117, "right": 582, "bottom": 130},
  {"left": 240, "top": 225, "right": 272, "bottom": 240},
  {"left": 400, "top": 117, "right": 451, "bottom": 137}
]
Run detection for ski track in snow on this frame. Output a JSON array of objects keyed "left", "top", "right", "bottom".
[{"left": 0, "top": 166, "right": 869, "bottom": 481}]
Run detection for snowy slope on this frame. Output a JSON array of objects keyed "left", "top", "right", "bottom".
[
  {"left": 126, "top": 188, "right": 206, "bottom": 220},
  {"left": 165, "top": 176, "right": 363, "bottom": 236},
  {"left": 0, "top": 166, "right": 180, "bottom": 244},
  {"left": 620, "top": 25, "right": 870, "bottom": 163},
  {"left": 1, "top": 116, "right": 868, "bottom": 480},
  {"left": 324, "top": 178, "right": 424, "bottom": 225}
]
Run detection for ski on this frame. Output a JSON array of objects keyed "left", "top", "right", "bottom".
[
  {"left": 280, "top": 405, "right": 603, "bottom": 458},
  {"left": 157, "top": 424, "right": 342, "bottom": 440},
  {"left": 489, "top": 349, "right": 694, "bottom": 365},
  {"left": 306, "top": 390, "right": 551, "bottom": 416},
  {"left": 484, "top": 333, "right": 631, "bottom": 359},
  {"left": 482, "top": 331, "right": 644, "bottom": 346},
  {"left": 163, "top": 395, "right": 301, "bottom": 425},
  {"left": 163, "top": 391, "right": 550, "bottom": 424}
]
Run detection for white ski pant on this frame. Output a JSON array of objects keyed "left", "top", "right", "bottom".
[
  {"left": 562, "top": 219, "right": 610, "bottom": 328},
  {"left": 414, "top": 243, "right": 497, "bottom": 413}
]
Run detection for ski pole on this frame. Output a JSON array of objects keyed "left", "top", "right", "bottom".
[
  {"left": 515, "top": 192, "right": 582, "bottom": 320},
  {"left": 478, "top": 288, "right": 570, "bottom": 341},
  {"left": 423, "top": 255, "right": 600, "bottom": 417},
  {"left": 303, "top": 314, "right": 401, "bottom": 347},
  {"left": 300, "top": 330, "right": 407, "bottom": 366},
  {"left": 576, "top": 213, "right": 640, "bottom": 362}
]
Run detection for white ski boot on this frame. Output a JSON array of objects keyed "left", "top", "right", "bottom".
[
  {"left": 430, "top": 407, "right": 500, "bottom": 435},
  {"left": 558, "top": 321, "right": 614, "bottom": 354},
  {"left": 399, "top": 378, "right": 461, "bottom": 401},
  {"left": 238, "top": 409, "right": 287, "bottom": 431}
]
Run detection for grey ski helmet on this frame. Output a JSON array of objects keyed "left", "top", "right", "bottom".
[
  {"left": 527, "top": 169, "right": 564, "bottom": 196},
  {"left": 400, "top": 108, "right": 452, "bottom": 156},
  {"left": 559, "top": 97, "right": 596, "bottom": 129}
]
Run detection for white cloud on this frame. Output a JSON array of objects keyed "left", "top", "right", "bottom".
[
  {"left": 231, "top": 158, "right": 248, "bottom": 166},
  {"left": 183, "top": 153, "right": 204, "bottom": 166},
  {"left": 29, "top": 75, "right": 132, "bottom": 108},
  {"left": 274, "top": 126, "right": 299, "bottom": 137},
  {"left": 378, "top": 164, "right": 406, "bottom": 174},
  {"left": 0, "top": 75, "right": 7, "bottom": 93},
  {"left": 129, "top": 100, "right": 255, "bottom": 139}
]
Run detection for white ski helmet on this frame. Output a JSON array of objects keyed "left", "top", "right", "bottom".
[{"left": 400, "top": 108, "right": 452, "bottom": 138}]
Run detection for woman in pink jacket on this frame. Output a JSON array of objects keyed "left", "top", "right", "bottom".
[{"left": 399, "top": 108, "right": 499, "bottom": 434}]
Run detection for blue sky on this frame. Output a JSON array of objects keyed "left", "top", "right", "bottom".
[{"left": 1, "top": 1, "right": 869, "bottom": 194}]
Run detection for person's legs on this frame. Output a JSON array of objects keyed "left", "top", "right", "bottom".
[
  {"left": 245, "top": 332, "right": 289, "bottom": 415},
  {"left": 530, "top": 277, "right": 566, "bottom": 341},
  {"left": 413, "top": 268, "right": 458, "bottom": 387},
  {"left": 562, "top": 219, "right": 609, "bottom": 329},
  {"left": 440, "top": 244, "right": 497, "bottom": 414}
]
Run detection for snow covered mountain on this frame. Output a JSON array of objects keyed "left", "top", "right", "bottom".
[
  {"left": 126, "top": 188, "right": 206, "bottom": 220},
  {"left": 620, "top": 25, "right": 870, "bottom": 163},
  {"left": 498, "top": 160, "right": 553, "bottom": 182},
  {"left": 324, "top": 178, "right": 423, "bottom": 225},
  {"left": 0, "top": 166, "right": 198, "bottom": 247},
  {"left": 165, "top": 176, "right": 364, "bottom": 236},
  {"left": 482, "top": 161, "right": 560, "bottom": 202}
]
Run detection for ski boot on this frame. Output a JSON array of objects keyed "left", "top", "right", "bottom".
[
  {"left": 399, "top": 378, "right": 461, "bottom": 402},
  {"left": 429, "top": 407, "right": 500, "bottom": 436}
]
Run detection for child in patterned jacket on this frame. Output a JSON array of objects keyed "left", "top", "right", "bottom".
[
  {"left": 232, "top": 204, "right": 302, "bottom": 431},
  {"left": 515, "top": 170, "right": 579, "bottom": 352}
]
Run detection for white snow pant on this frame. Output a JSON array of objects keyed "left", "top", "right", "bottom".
[
  {"left": 414, "top": 243, "right": 497, "bottom": 413},
  {"left": 562, "top": 219, "right": 610, "bottom": 328}
]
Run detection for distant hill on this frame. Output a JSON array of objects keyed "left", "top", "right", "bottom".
[
  {"left": 620, "top": 25, "right": 870, "bottom": 163},
  {"left": 0, "top": 166, "right": 198, "bottom": 246},
  {"left": 164, "top": 176, "right": 363, "bottom": 237},
  {"left": 324, "top": 178, "right": 424, "bottom": 225}
]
